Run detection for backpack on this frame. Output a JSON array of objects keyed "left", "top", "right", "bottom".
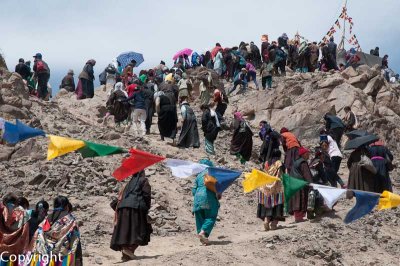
[
  {"left": 36, "top": 61, "right": 46, "bottom": 72},
  {"left": 204, "top": 174, "right": 217, "bottom": 193}
]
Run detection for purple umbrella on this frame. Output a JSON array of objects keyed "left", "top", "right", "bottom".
[{"left": 173, "top": 48, "right": 193, "bottom": 60}]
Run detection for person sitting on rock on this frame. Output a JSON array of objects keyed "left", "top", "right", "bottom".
[
  {"left": 342, "top": 106, "right": 358, "bottom": 132},
  {"left": 59, "top": 69, "right": 75, "bottom": 92}
]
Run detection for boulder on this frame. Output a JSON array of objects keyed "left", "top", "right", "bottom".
[
  {"left": 347, "top": 73, "right": 369, "bottom": 89},
  {"left": 357, "top": 65, "right": 379, "bottom": 80},
  {"left": 341, "top": 66, "right": 359, "bottom": 79},
  {"left": 0, "top": 104, "right": 30, "bottom": 119},
  {"left": 364, "top": 76, "right": 385, "bottom": 97},
  {"left": 0, "top": 146, "right": 14, "bottom": 161},
  {"left": 317, "top": 77, "right": 344, "bottom": 88}
]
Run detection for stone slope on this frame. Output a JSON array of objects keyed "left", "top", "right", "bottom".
[{"left": 1, "top": 67, "right": 400, "bottom": 265}]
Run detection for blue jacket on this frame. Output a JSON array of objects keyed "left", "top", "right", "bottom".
[{"left": 126, "top": 89, "right": 146, "bottom": 110}]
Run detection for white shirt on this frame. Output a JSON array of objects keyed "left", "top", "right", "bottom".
[{"left": 328, "top": 135, "right": 342, "bottom": 158}]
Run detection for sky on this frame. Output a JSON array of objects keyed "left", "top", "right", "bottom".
[{"left": 1, "top": 0, "right": 399, "bottom": 94}]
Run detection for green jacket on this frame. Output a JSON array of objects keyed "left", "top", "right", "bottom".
[{"left": 192, "top": 171, "right": 220, "bottom": 213}]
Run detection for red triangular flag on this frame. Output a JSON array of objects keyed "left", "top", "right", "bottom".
[
  {"left": 42, "top": 219, "right": 51, "bottom": 231},
  {"left": 112, "top": 148, "right": 165, "bottom": 181}
]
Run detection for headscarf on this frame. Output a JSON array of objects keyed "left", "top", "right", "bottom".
[
  {"left": 234, "top": 112, "right": 244, "bottom": 121},
  {"left": 213, "top": 89, "right": 222, "bottom": 103},
  {"left": 280, "top": 127, "right": 289, "bottom": 134},
  {"left": 199, "top": 159, "right": 214, "bottom": 167},
  {"left": 154, "top": 90, "right": 165, "bottom": 100},
  {"left": 139, "top": 74, "right": 147, "bottom": 83}
]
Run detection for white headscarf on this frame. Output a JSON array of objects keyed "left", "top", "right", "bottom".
[{"left": 109, "top": 82, "right": 127, "bottom": 97}]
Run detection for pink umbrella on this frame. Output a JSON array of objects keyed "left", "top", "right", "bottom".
[{"left": 173, "top": 48, "right": 193, "bottom": 60}]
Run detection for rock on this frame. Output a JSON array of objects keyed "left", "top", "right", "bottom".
[
  {"left": 94, "top": 257, "right": 103, "bottom": 265},
  {"left": 364, "top": 76, "right": 385, "bottom": 97},
  {"left": 357, "top": 65, "right": 379, "bottom": 79},
  {"left": 341, "top": 66, "right": 359, "bottom": 79},
  {"left": 348, "top": 73, "right": 369, "bottom": 89},
  {"left": 101, "top": 132, "right": 121, "bottom": 140},
  {"left": 0, "top": 104, "right": 30, "bottom": 119},
  {"left": 57, "top": 88, "right": 70, "bottom": 97},
  {"left": 317, "top": 77, "right": 344, "bottom": 88},
  {"left": 0, "top": 146, "right": 14, "bottom": 161},
  {"left": 29, "top": 174, "right": 47, "bottom": 185}
]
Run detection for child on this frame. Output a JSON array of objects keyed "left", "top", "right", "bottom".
[{"left": 260, "top": 61, "right": 273, "bottom": 89}]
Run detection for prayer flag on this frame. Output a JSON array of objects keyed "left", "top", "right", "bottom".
[
  {"left": 312, "top": 184, "right": 346, "bottom": 209},
  {"left": 78, "top": 141, "right": 126, "bottom": 158},
  {"left": 164, "top": 159, "right": 210, "bottom": 178},
  {"left": 344, "top": 191, "right": 380, "bottom": 224},
  {"left": 282, "top": 174, "right": 308, "bottom": 202},
  {"left": 242, "top": 169, "right": 279, "bottom": 193},
  {"left": 113, "top": 148, "right": 165, "bottom": 181},
  {"left": 335, "top": 19, "right": 341, "bottom": 29},
  {"left": 377, "top": 191, "right": 400, "bottom": 210},
  {"left": 2, "top": 120, "right": 45, "bottom": 144},
  {"left": 207, "top": 167, "right": 242, "bottom": 193},
  {"left": 47, "top": 135, "right": 85, "bottom": 160}
]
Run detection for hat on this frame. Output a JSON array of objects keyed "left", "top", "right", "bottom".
[
  {"left": 18, "top": 58, "right": 24, "bottom": 63},
  {"left": 33, "top": 53, "right": 42, "bottom": 59},
  {"left": 298, "top": 147, "right": 310, "bottom": 157},
  {"left": 280, "top": 127, "right": 289, "bottom": 133},
  {"left": 67, "top": 69, "right": 74, "bottom": 75}
]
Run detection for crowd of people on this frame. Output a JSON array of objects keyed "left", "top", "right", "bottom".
[
  {"left": 0, "top": 195, "right": 82, "bottom": 265},
  {"left": 5, "top": 33, "right": 397, "bottom": 262}
]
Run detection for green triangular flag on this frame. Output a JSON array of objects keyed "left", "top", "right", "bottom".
[
  {"left": 282, "top": 174, "right": 309, "bottom": 211},
  {"left": 78, "top": 141, "right": 126, "bottom": 158}
]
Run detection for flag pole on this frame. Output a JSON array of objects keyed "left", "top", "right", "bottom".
[{"left": 339, "top": 0, "right": 348, "bottom": 50}]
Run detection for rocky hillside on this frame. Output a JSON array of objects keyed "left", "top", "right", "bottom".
[{"left": 1, "top": 68, "right": 400, "bottom": 265}]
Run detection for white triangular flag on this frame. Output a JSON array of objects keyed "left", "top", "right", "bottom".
[
  {"left": 164, "top": 159, "right": 209, "bottom": 178},
  {"left": 312, "top": 184, "right": 346, "bottom": 209}
]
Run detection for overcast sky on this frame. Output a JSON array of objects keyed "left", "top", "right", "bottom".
[{"left": 1, "top": 0, "right": 399, "bottom": 90}]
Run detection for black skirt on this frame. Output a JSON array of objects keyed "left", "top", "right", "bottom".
[
  {"left": 256, "top": 204, "right": 285, "bottom": 222},
  {"left": 110, "top": 208, "right": 153, "bottom": 251}
]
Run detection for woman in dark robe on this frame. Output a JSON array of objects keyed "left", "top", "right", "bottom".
[
  {"left": 288, "top": 147, "right": 313, "bottom": 222},
  {"left": 368, "top": 140, "right": 394, "bottom": 192},
  {"left": 143, "top": 81, "right": 155, "bottom": 135},
  {"left": 111, "top": 171, "right": 152, "bottom": 261},
  {"left": 347, "top": 146, "right": 377, "bottom": 192},
  {"left": 178, "top": 96, "right": 200, "bottom": 148},
  {"left": 230, "top": 112, "right": 253, "bottom": 163},
  {"left": 106, "top": 82, "right": 129, "bottom": 125},
  {"left": 258, "top": 121, "right": 281, "bottom": 165},
  {"left": 155, "top": 89, "right": 178, "bottom": 142},
  {"left": 201, "top": 103, "right": 220, "bottom": 155},
  {"left": 76, "top": 59, "right": 96, "bottom": 99}
]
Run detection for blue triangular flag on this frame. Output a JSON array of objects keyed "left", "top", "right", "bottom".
[
  {"left": 15, "top": 119, "right": 45, "bottom": 142},
  {"left": 2, "top": 120, "right": 45, "bottom": 144},
  {"left": 208, "top": 167, "right": 242, "bottom": 193},
  {"left": 2, "top": 121, "right": 19, "bottom": 144},
  {"left": 344, "top": 191, "right": 380, "bottom": 224}
]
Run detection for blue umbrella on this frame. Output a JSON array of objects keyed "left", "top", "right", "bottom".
[{"left": 117, "top": 51, "right": 144, "bottom": 68}]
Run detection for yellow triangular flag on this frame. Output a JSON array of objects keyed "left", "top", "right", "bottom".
[
  {"left": 47, "top": 135, "right": 85, "bottom": 160},
  {"left": 242, "top": 169, "right": 279, "bottom": 193},
  {"left": 377, "top": 190, "right": 400, "bottom": 210}
]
